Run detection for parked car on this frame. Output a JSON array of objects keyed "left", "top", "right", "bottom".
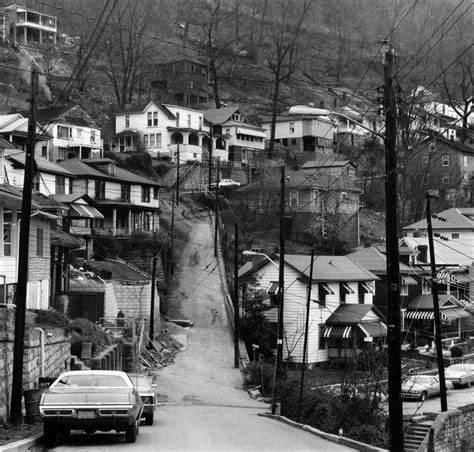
[
  {"left": 210, "top": 178, "right": 241, "bottom": 189},
  {"left": 445, "top": 363, "right": 474, "bottom": 388},
  {"left": 128, "top": 373, "right": 157, "bottom": 425},
  {"left": 39, "top": 370, "right": 143, "bottom": 447},
  {"left": 401, "top": 374, "right": 453, "bottom": 401}
]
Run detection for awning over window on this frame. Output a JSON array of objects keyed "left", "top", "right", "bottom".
[
  {"left": 323, "top": 325, "right": 353, "bottom": 339},
  {"left": 436, "top": 271, "right": 451, "bottom": 282},
  {"left": 358, "top": 322, "right": 387, "bottom": 338},
  {"left": 70, "top": 203, "right": 104, "bottom": 219},
  {"left": 401, "top": 276, "right": 417, "bottom": 285},
  {"left": 236, "top": 128, "right": 267, "bottom": 138},
  {"left": 405, "top": 310, "right": 435, "bottom": 320},
  {"left": 451, "top": 274, "right": 473, "bottom": 284},
  {"left": 266, "top": 281, "right": 279, "bottom": 296}
]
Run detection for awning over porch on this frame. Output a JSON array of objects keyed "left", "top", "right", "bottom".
[
  {"left": 404, "top": 307, "right": 470, "bottom": 321},
  {"left": 358, "top": 322, "right": 387, "bottom": 338},
  {"left": 70, "top": 203, "right": 104, "bottom": 219},
  {"left": 323, "top": 322, "right": 387, "bottom": 339},
  {"left": 323, "top": 325, "right": 353, "bottom": 339}
]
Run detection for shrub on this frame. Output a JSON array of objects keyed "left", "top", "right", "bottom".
[
  {"left": 242, "top": 361, "right": 275, "bottom": 396},
  {"left": 450, "top": 345, "right": 463, "bottom": 357}
]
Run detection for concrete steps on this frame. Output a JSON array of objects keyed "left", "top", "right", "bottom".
[{"left": 404, "top": 423, "right": 432, "bottom": 451}]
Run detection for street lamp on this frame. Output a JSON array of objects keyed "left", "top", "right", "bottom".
[{"left": 242, "top": 249, "right": 284, "bottom": 415}]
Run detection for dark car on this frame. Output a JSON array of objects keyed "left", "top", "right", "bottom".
[
  {"left": 39, "top": 370, "right": 143, "bottom": 447},
  {"left": 128, "top": 373, "right": 157, "bottom": 425}
]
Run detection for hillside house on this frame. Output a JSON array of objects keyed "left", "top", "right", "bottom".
[
  {"left": 57, "top": 158, "right": 162, "bottom": 239},
  {"left": 0, "top": 4, "right": 57, "bottom": 45},
  {"left": 151, "top": 58, "right": 209, "bottom": 107},
  {"left": 204, "top": 106, "right": 267, "bottom": 168},
  {"left": 18, "top": 104, "right": 104, "bottom": 162},
  {"left": 239, "top": 254, "right": 383, "bottom": 364}
]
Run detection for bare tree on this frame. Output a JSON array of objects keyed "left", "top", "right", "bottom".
[{"left": 263, "top": 0, "right": 312, "bottom": 156}]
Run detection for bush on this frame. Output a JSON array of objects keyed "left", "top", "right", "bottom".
[
  {"left": 242, "top": 361, "right": 275, "bottom": 396},
  {"left": 450, "top": 345, "right": 463, "bottom": 357}
]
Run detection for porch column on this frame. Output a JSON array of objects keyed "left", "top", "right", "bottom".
[
  {"left": 128, "top": 210, "right": 132, "bottom": 234},
  {"left": 112, "top": 208, "right": 117, "bottom": 235}
]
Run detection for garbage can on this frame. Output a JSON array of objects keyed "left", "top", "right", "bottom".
[
  {"left": 24, "top": 387, "right": 48, "bottom": 424},
  {"left": 38, "top": 377, "right": 56, "bottom": 388}
]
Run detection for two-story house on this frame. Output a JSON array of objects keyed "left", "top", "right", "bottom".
[
  {"left": 56, "top": 158, "right": 162, "bottom": 240},
  {"left": 18, "top": 104, "right": 104, "bottom": 162},
  {"left": 0, "top": 113, "right": 52, "bottom": 154},
  {"left": 204, "top": 106, "right": 267, "bottom": 168},
  {"left": 151, "top": 58, "right": 209, "bottom": 107},
  {"left": 237, "top": 165, "right": 362, "bottom": 248},
  {"left": 0, "top": 4, "right": 57, "bottom": 45},
  {"left": 239, "top": 253, "right": 383, "bottom": 364},
  {"left": 114, "top": 101, "right": 221, "bottom": 162},
  {"left": 260, "top": 106, "right": 337, "bottom": 155}
]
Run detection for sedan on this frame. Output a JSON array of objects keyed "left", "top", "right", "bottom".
[
  {"left": 210, "top": 179, "right": 241, "bottom": 189},
  {"left": 401, "top": 374, "right": 453, "bottom": 401},
  {"left": 39, "top": 370, "right": 143, "bottom": 447},
  {"left": 128, "top": 373, "right": 157, "bottom": 425},
  {"left": 445, "top": 363, "right": 474, "bottom": 388}
]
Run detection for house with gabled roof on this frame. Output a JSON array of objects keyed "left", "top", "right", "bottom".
[
  {"left": 56, "top": 158, "right": 162, "bottom": 240},
  {"left": 239, "top": 253, "right": 384, "bottom": 364},
  {"left": 204, "top": 106, "right": 267, "bottom": 168},
  {"left": 17, "top": 104, "right": 103, "bottom": 162}
]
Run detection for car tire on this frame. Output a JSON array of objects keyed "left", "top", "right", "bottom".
[
  {"left": 125, "top": 419, "right": 138, "bottom": 443},
  {"left": 43, "top": 423, "right": 60, "bottom": 448},
  {"left": 420, "top": 391, "right": 428, "bottom": 401},
  {"left": 145, "top": 413, "right": 154, "bottom": 426}
]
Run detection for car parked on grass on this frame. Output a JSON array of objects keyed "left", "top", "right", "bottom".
[
  {"left": 210, "top": 178, "right": 241, "bottom": 189},
  {"left": 128, "top": 373, "right": 157, "bottom": 425},
  {"left": 401, "top": 374, "right": 453, "bottom": 401},
  {"left": 445, "top": 363, "right": 474, "bottom": 388},
  {"left": 39, "top": 370, "right": 143, "bottom": 447}
]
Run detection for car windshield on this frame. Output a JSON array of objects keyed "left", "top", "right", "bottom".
[
  {"left": 405, "top": 376, "right": 432, "bottom": 386},
  {"left": 53, "top": 374, "right": 129, "bottom": 388}
]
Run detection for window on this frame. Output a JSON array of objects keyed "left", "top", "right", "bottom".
[
  {"left": 141, "top": 186, "right": 150, "bottom": 203},
  {"left": 95, "top": 180, "right": 105, "bottom": 199},
  {"left": 3, "top": 210, "right": 12, "bottom": 256},
  {"left": 150, "top": 134, "right": 156, "bottom": 147},
  {"left": 451, "top": 233, "right": 459, "bottom": 239},
  {"left": 289, "top": 122, "right": 295, "bottom": 133},
  {"left": 442, "top": 176, "right": 450, "bottom": 185},
  {"left": 55, "top": 176, "right": 66, "bottom": 194},
  {"left": 121, "top": 184, "right": 130, "bottom": 202},
  {"left": 57, "top": 125, "right": 71, "bottom": 139},
  {"left": 41, "top": 146, "right": 47, "bottom": 158},
  {"left": 199, "top": 117, "right": 202, "bottom": 130},
  {"left": 202, "top": 67, "right": 206, "bottom": 77},
  {"left": 33, "top": 174, "right": 40, "bottom": 192},
  {"left": 442, "top": 155, "right": 449, "bottom": 166},
  {"left": 319, "top": 324, "right": 326, "bottom": 350},
  {"left": 190, "top": 64, "right": 195, "bottom": 74},
  {"left": 176, "top": 112, "right": 180, "bottom": 127},
  {"left": 422, "top": 156, "right": 429, "bottom": 165},
  {"left": 69, "top": 179, "right": 73, "bottom": 194},
  {"left": 289, "top": 190, "right": 298, "bottom": 206},
  {"left": 36, "top": 228, "right": 43, "bottom": 257},
  {"left": 125, "top": 115, "right": 130, "bottom": 128},
  {"left": 143, "top": 134, "right": 149, "bottom": 148},
  {"left": 340, "top": 282, "right": 355, "bottom": 303},
  {"left": 190, "top": 81, "right": 194, "bottom": 89},
  {"left": 400, "top": 281, "right": 408, "bottom": 296},
  {"left": 422, "top": 276, "right": 432, "bottom": 294},
  {"left": 90, "top": 130, "right": 96, "bottom": 143},
  {"left": 147, "top": 112, "right": 152, "bottom": 126},
  {"left": 266, "top": 281, "right": 279, "bottom": 306},
  {"left": 144, "top": 213, "right": 152, "bottom": 230},
  {"left": 153, "top": 187, "right": 159, "bottom": 199},
  {"left": 153, "top": 111, "right": 158, "bottom": 126},
  {"left": 156, "top": 133, "right": 162, "bottom": 147},
  {"left": 291, "top": 139, "right": 297, "bottom": 145},
  {"left": 173, "top": 64, "right": 178, "bottom": 74},
  {"left": 282, "top": 138, "right": 288, "bottom": 146}
]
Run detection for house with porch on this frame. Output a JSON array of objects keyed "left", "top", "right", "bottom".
[
  {"left": 239, "top": 253, "right": 384, "bottom": 364},
  {"left": 17, "top": 104, "right": 104, "bottom": 162},
  {"left": 56, "top": 158, "right": 162, "bottom": 240},
  {"left": 204, "top": 106, "right": 267, "bottom": 168}
]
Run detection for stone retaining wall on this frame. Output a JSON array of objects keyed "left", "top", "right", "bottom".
[{"left": 0, "top": 306, "right": 71, "bottom": 423}]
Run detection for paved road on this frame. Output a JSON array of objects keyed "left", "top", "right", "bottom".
[{"left": 55, "top": 216, "right": 354, "bottom": 451}]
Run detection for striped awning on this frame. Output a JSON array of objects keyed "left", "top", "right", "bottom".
[
  {"left": 323, "top": 325, "right": 353, "bottom": 339},
  {"left": 70, "top": 203, "right": 103, "bottom": 219},
  {"left": 436, "top": 271, "right": 451, "bottom": 282},
  {"left": 404, "top": 310, "right": 435, "bottom": 320}
]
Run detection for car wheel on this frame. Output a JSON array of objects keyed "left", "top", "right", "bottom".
[
  {"left": 125, "top": 419, "right": 138, "bottom": 443},
  {"left": 145, "top": 413, "right": 154, "bottom": 426},
  {"left": 420, "top": 391, "right": 428, "bottom": 401},
  {"left": 43, "top": 423, "right": 60, "bottom": 448}
]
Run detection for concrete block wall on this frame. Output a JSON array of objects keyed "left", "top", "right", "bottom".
[
  {"left": 111, "top": 281, "right": 157, "bottom": 321},
  {"left": 0, "top": 306, "right": 71, "bottom": 423}
]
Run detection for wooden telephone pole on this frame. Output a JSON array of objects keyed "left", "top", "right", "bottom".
[
  {"left": 10, "top": 67, "right": 38, "bottom": 425},
  {"left": 384, "top": 47, "right": 404, "bottom": 450}
]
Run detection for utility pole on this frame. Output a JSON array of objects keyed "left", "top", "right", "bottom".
[
  {"left": 298, "top": 249, "right": 314, "bottom": 421},
  {"left": 233, "top": 222, "right": 240, "bottom": 368},
  {"left": 208, "top": 123, "right": 213, "bottom": 192},
  {"left": 171, "top": 192, "right": 175, "bottom": 276},
  {"left": 175, "top": 144, "right": 180, "bottom": 206},
  {"left": 384, "top": 47, "right": 404, "bottom": 450},
  {"left": 425, "top": 193, "right": 448, "bottom": 411},
  {"left": 214, "top": 158, "right": 220, "bottom": 257},
  {"left": 10, "top": 67, "right": 38, "bottom": 426},
  {"left": 149, "top": 253, "right": 157, "bottom": 347}
]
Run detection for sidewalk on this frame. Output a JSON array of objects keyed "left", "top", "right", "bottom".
[{"left": 0, "top": 433, "right": 42, "bottom": 452}]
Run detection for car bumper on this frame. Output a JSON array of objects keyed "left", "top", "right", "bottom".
[
  {"left": 141, "top": 404, "right": 155, "bottom": 414},
  {"left": 401, "top": 392, "right": 422, "bottom": 400}
]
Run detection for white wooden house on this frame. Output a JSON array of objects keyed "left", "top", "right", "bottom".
[{"left": 239, "top": 253, "right": 384, "bottom": 364}]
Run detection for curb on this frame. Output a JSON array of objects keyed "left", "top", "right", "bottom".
[
  {"left": 258, "top": 413, "right": 388, "bottom": 452},
  {"left": 0, "top": 433, "right": 42, "bottom": 452}
]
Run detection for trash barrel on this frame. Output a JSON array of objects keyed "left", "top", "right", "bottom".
[
  {"left": 24, "top": 387, "right": 48, "bottom": 424},
  {"left": 38, "top": 377, "right": 56, "bottom": 388}
]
